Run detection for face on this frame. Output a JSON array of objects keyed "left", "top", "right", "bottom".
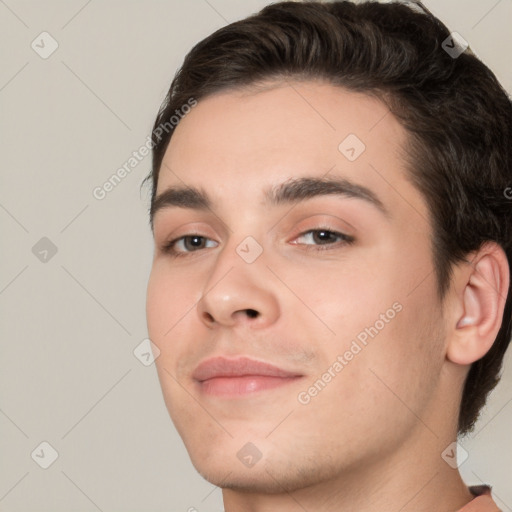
[{"left": 146, "top": 81, "right": 448, "bottom": 493}]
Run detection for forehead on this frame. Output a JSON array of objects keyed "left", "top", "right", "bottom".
[{"left": 157, "top": 80, "right": 428, "bottom": 224}]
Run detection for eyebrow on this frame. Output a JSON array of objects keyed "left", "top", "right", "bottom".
[{"left": 150, "top": 175, "right": 388, "bottom": 228}]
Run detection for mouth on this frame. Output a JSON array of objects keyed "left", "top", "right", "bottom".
[{"left": 192, "top": 356, "right": 304, "bottom": 398}]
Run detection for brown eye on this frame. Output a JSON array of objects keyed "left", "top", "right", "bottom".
[
  {"left": 182, "top": 236, "right": 208, "bottom": 251},
  {"left": 294, "top": 228, "right": 354, "bottom": 248},
  {"left": 162, "top": 234, "right": 218, "bottom": 257}
]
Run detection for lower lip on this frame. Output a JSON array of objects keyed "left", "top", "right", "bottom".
[{"left": 198, "top": 375, "right": 302, "bottom": 397}]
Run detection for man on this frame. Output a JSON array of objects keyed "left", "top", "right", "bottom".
[{"left": 144, "top": 1, "right": 511, "bottom": 510}]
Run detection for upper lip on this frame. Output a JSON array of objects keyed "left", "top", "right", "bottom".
[{"left": 192, "top": 356, "right": 302, "bottom": 382}]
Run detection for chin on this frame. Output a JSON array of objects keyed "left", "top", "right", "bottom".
[
  {"left": 186, "top": 441, "right": 340, "bottom": 495},
  {"left": 193, "top": 460, "right": 298, "bottom": 494}
]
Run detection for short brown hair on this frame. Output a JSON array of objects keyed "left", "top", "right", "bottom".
[{"left": 145, "top": 1, "right": 512, "bottom": 436}]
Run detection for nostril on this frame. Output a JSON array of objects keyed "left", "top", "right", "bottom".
[
  {"left": 246, "top": 309, "right": 259, "bottom": 318},
  {"left": 203, "top": 312, "right": 215, "bottom": 322}
]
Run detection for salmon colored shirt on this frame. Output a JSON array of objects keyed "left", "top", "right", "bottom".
[{"left": 458, "top": 485, "right": 502, "bottom": 512}]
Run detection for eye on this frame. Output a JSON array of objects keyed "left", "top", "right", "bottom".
[
  {"left": 160, "top": 228, "right": 354, "bottom": 259},
  {"left": 161, "top": 234, "right": 218, "bottom": 257},
  {"left": 292, "top": 228, "right": 354, "bottom": 250}
]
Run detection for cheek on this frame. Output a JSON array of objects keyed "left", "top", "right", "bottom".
[
  {"left": 146, "top": 261, "right": 201, "bottom": 348},
  {"left": 303, "top": 289, "right": 444, "bottom": 444},
  {"left": 290, "top": 253, "right": 396, "bottom": 334},
  {"left": 303, "top": 243, "right": 443, "bottom": 389},
  {"left": 146, "top": 264, "right": 201, "bottom": 416},
  {"left": 146, "top": 265, "right": 170, "bottom": 339},
  {"left": 357, "top": 278, "right": 445, "bottom": 418}
]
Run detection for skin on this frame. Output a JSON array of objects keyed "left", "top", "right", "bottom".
[{"left": 146, "top": 80, "right": 508, "bottom": 512}]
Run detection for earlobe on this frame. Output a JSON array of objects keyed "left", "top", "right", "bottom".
[{"left": 447, "top": 243, "right": 509, "bottom": 366}]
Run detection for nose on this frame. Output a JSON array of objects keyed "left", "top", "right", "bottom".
[{"left": 196, "top": 246, "right": 280, "bottom": 329}]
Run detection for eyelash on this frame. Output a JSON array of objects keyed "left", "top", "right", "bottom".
[{"left": 160, "top": 227, "right": 355, "bottom": 259}]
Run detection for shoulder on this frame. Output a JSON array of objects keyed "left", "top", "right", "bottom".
[{"left": 457, "top": 485, "right": 502, "bottom": 512}]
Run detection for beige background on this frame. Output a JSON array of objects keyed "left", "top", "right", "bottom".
[{"left": 0, "top": 1, "right": 511, "bottom": 510}]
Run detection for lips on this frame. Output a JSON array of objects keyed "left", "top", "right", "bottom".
[{"left": 192, "top": 356, "right": 303, "bottom": 397}]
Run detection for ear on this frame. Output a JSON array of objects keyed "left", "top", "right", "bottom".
[{"left": 446, "top": 242, "right": 510, "bottom": 366}]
